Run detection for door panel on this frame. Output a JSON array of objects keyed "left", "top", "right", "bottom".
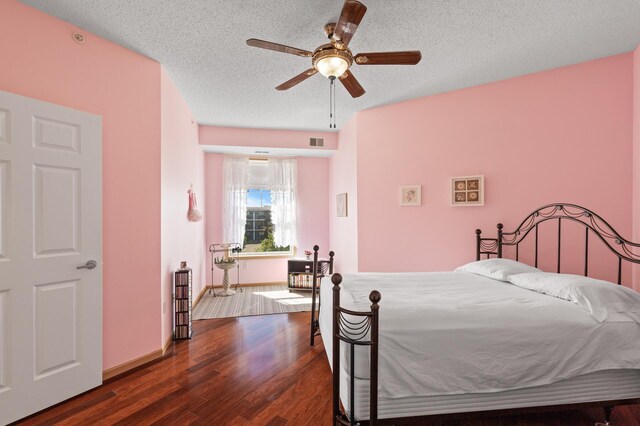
[
  {"left": 33, "top": 166, "right": 79, "bottom": 257},
  {"left": 0, "top": 290, "right": 6, "bottom": 392},
  {"left": 0, "top": 161, "right": 7, "bottom": 260},
  {"left": 0, "top": 109, "right": 8, "bottom": 144},
  {"left": 0, "top": 90, "right": 102, "bottom": 424},
  {"left": 33, "top": 116, "right": 80, "bottom": 153},
  {"left": 34, "top": 280, "right": 79, "bottom": 379}
]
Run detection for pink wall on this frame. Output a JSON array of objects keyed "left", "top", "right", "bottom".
[
  {"left": 329, "top": 117, "right": 359, "bottom": 273},
  {"left": 354, "top": 54, "right": 634, "bottom": 285},
  {"left": 634, "top": 45, "right": 640, "bottom": 290},
  {"left": 0, "top": 1, "right": 162, "bottom": 369},
  {"left": 199, "top": 125, "right": 338, "bottom": 150},
  {"left": 204, "top": 153, "right": 330, "bottom": 285},
  {"left": 297, "top": 157, "right": 331, "bottom": 256},
  {"left": 160, "top": 68, "right": 206, "bottom": 344}
]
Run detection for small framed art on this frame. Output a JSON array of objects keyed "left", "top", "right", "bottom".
[
  {"left": 400, "top": 185, "right": 421, "bottom": 206},
  {"left": 451, "top": 176, "right": 484, "bottom": 206},
  {"left": 336, "top": 193, "right": 348, "bottom": 217}
]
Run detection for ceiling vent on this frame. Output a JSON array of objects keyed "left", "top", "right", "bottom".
[{"left": 310, "top": 137, "right": 324, "bottom": 147}]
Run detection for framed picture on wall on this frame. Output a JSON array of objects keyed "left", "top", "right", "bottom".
[
  {"left": 451, "top": 175, "right": 484, "bottom": 206},
  {"left": 400, "top": 185, "right": 421, "bottom": 206},
  {"left": 336, "top": 193, "right": 348, "bottom": 217}
]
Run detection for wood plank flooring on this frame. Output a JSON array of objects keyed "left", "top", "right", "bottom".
[{"left": 14, "top": 312, "right": 640, "bottom": 425}]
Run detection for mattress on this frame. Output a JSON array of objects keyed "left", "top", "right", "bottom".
[{"left": 319, "top": 271, "right": 640, "bottom": 399}]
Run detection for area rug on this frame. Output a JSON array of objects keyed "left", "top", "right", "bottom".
[{"left": 192, "top": 284, "right": 314, "bottom": 320}]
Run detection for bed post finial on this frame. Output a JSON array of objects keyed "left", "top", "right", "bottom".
[
  {"left": 475, "top": 229, "right": 482, "bottom": 260},
  {"left": 497, "top": 223, "right": 504, "bottom": 258},
  {"left": 369, "top": 290, "right": 381, "bottom": 305},
  {"left": 313, "top": 244, "right": 319, "bottom": 252},
  {"left": 332, "top": 273, "right": 342, "bottom": 287}
]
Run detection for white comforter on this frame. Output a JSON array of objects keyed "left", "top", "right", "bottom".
[{"left": 321, "top": 271, "right": 640, "bottom": 399}]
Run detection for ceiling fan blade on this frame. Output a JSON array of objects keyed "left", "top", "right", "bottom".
[
  {"left": 275, "top": 68, "right": 318, "bottom": 91},
  {"left": 333, "top": 0, "right": 367, "bottom": 47},
  {"left": 246, "top": 38, "right": 312, "bottom": 57},
  {"left": 354, "top": 51, "right": 422, "bottom": 65},
  {"left": 338, "top": 70, "right": 365, "bottom": 98}
]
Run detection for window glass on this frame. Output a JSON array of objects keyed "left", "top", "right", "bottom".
[{"left": 243, "top": 189, "right": 291, "bottom": 255}]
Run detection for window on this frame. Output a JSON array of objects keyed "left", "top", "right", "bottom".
[
  {"left": 222, "top": 156, "right": 297, "bottom": 257},
  {"left": 242, "top": 189, "right": 291, "bottom": 256}
]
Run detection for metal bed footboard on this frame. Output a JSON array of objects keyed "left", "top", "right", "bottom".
[{"left": 331, "top": 273, "right": 380, "bottom": 426}]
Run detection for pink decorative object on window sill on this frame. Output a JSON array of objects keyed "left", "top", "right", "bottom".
[{"left": 187, "top": 186, "right": 203, "bottom": 222}]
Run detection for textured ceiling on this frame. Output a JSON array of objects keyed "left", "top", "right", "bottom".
[{"left": 19, "top": 0, "right": 640, "bottom": 131}]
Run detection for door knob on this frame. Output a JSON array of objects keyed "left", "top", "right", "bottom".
[{"left": 77, "top": 260, "right": 97, "bottom": 270}]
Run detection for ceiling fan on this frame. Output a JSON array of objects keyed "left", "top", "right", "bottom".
[{"left": 246, "top": 0, "right": 422, "bottom": 99}]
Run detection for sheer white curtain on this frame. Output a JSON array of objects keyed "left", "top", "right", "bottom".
[
  {"left": 222, "top": 156, "right": 249, "bottom": 244},
  {"left": 269, "top": 158, "right": 297, "bottom": 248}
]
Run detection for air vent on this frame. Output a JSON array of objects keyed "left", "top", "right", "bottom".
[{"left": 310, "top": 138, "right": 324, "bottom": 147}]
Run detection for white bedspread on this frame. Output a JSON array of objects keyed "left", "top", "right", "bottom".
[{"left": 321, "top": 272, "right": 640, "bottom": 399}]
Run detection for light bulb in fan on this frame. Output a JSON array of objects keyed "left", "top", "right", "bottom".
[{"left": 316, "top": 56, "right": 349, "bottom": 78}]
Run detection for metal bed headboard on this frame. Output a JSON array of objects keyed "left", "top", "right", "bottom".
[
  {"left": 476, "top": 203, "right": 640, "bottom": 284},
  {"left": 332, "top": 273, "right": 380, "bottom": 426}
]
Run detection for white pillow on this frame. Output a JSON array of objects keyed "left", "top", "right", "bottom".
[
  {"left": 455, "top": 258, "right": 541, "bottom": 281},
  {"left": 508, "top": 272, "right": 640, "bottom": 323}
]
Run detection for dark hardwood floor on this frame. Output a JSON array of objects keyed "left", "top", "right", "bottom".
[{"left": 15, "top": 312, "right": 640, "bottom": 425}]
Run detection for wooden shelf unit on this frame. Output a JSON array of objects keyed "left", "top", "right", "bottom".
[
  {"left": 174, "top": 264, "right": 193, "bottom": 340},
  {"left": 288, "top": 259, "right": 330, "bottom": 291}
]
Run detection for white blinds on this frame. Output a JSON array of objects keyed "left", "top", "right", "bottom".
[{"left": 246, "top": 159, "right": 270, "bottom": 189}]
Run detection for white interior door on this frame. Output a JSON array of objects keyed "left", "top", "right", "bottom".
[{"left": 0, "top": 90, "right": 102, "bottom": 425}]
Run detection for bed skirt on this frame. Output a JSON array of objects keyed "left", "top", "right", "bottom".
[{"left": 337, "top": 367, "right": 640, "bottom": 421}]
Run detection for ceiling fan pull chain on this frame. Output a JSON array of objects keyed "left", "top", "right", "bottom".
[
  {"left": 329, "top": 76, "right": 332, "bottom": 128},
  {"left": 329, "top": 76, "right": 335, "bottom": 128},
  {"left": 332, "top": 77, "right": 337, "bottom": 128}
]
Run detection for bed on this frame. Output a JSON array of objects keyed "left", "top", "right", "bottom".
[{"left": 314, "top": 203, "right": 640, "bottom": 425}]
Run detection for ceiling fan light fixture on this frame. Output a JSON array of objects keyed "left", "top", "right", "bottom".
[
  {"left": 313, "top": 47, "right": 352, "bottom": 78},
  {"left": 316, "top": 56, "right": 349, "bottom": 78}
]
